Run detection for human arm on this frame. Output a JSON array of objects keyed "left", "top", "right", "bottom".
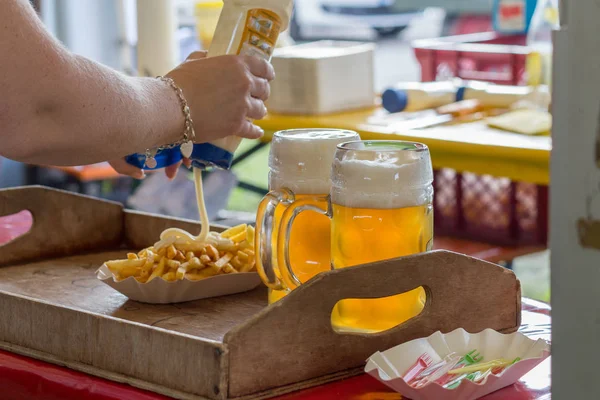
[{"left": 0, "top": 0, "right": 273, "bottom": 169}]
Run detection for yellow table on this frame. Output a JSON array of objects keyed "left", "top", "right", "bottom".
[{"left": 257, "top": 107, "right": 551, "bottom": 185}]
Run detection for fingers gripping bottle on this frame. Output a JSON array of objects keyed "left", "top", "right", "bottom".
[{"left": 126, "top": 0, "right": 293, "bottom": 171}]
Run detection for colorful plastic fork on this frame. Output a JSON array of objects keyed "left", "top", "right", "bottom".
[
  {"left": 434, "top": 350, "right": 483, "bottom": 386},
  {"left": 459, "top": 350, "right": 483, "bottom": 366},
  {"left": 443, "top": 357, "right": 521, "bottom": 389},
  {"left": 402, "top": 353, "right": 433, "bottom": 383},
  {"left": 412, "top": 356, "right": 462, "bottom": 388},
  {"left": 444, "top": 371, "right": 481, "bottom": 389},
  {"left": 448, "top": 357, "right": 520, "bottom": 375},
  {"left": 417, "top": 353, "right": 458, "bottom": 378},
  {"left": 408, "top": 353, "right": 460, "bottom": 387},
  {"left": 467, "top": 357, "right": 522, "bottom": 385}
]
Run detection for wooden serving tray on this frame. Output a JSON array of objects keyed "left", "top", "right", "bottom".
[{"left": 0, "top": 186, "right": 521, "bottom": 400}]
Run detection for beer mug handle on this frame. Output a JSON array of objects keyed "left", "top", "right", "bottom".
[
  {"left": 277, "top": 196, "right": 331, "bottom": 288},
  {"left": 255, "top": 189, "right": 294, "bottom": 290}
]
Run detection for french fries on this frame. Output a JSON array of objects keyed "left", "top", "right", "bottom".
[{"left": 104, "top": 224, "right": 256, "bottom": 283}]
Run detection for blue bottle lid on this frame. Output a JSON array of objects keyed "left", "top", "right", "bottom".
[
  {"left": 456, "top": 86, "right": 467, "bottom": 102},
  {"left": 125, "top": 143, "right": 235, "bottom": 171},
  {"left": 125, "top": 147, "right": 183, "bottom": 170},
  {"left": 382, "top": 88, "right": 409, "bottom": 113},
  {"left": 189, "top": 143, "right": 235, "bottom": 170}
]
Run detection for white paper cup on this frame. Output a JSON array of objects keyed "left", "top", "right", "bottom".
[{"left": 365, "top": 328, "right": 550, "bottom": 400}]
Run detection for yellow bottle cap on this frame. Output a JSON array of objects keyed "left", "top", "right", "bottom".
[
  {"left": 195, "top": 1, "right": 223, "bottom": 11},
  {"left": 526, "top": 51, "right": 542, "bottom": 86}
]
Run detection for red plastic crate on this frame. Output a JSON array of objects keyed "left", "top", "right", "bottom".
[
  {"left": 413, "top": 32, "right": 530, "bottom": 85},
  {"left": 450, "top": 15, "right": 493, "bottom": 36},
  {"left": 413, "top": 32, "right": 549, "bottom": 246}
]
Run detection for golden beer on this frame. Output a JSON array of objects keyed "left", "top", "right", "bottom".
[
  {"left": 260, "top": 195, "right": 331, "bottom": 303},
  {"left": 273, "top": 140, "right": 434, "bottom": 331},
  {"left": 330, "top": 204, "right": 433, "bottom": 332},
  {"left": 255, "top": 129, "right": 361, "bottom": 303},
  {"left": 329, "top": 140, "right": 434, "bottom": 333}
]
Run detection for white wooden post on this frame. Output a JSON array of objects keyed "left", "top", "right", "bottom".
[
  {"left": 137, "top": 0, "right": 180, "bottom": 77},
  {"left": 551, "top": 0, "right": 600, "bottom": 397}
]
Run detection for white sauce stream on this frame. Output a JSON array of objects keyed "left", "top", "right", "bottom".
[{"left": 154, "top": 168, "right": 211, "bottom": 250}]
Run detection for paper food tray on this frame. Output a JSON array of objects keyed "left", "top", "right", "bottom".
[
  {"left": 365, "top": 328, "right": 550, "bottom": 400},
  {"left": 97, "top": 265, "right": 262, "bottom": 304}
]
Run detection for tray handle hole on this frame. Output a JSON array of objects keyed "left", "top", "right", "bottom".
[
  {"left": 331, "top": 286, "right": 426, "bottom": 334},
  {"left": 0, "top": 210, "right": 33, "bottom": 247}
]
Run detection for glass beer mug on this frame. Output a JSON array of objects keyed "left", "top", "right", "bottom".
[
  {"left": 255, "top": 129, "right": 361, "bottom": 303},
  {"left": 278, "top": 140, "right": 434, "bottom": 333}
]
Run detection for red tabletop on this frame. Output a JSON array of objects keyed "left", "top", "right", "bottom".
[
  {"left": 0, "top": 299, "right": 550, "bottom": 400},
  {"left": 0, "top": 213, "right": 551, "bottom": 400}
]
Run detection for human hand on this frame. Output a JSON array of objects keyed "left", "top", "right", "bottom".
[
  {"left": 110, "top": 50, "right": 274, "bottom": 179},
  {"left": 166, "top": 51, "right": 275, "bottom": 142}
]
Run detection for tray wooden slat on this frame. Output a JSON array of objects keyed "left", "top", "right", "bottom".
[
  {"left": 225, "top": 251, "right": 521, "bottom": 397},
  {"left": 0, "top": 290, "right": 225, "bottom": 398},
  {"left": 0, "top": 252, "right": 266, "bottom": 341},
  {"left": 0, "top": 186, "right": 122, "bottom": 267}
]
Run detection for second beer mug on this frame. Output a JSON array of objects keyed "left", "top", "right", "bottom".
[
  {"left": 255, "top": 129, "right": 361, "bottom": 303},
  {"left": 278, "top": 140, "right": 434, "bottom": 333}
]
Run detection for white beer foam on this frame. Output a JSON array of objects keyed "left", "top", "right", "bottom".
[
  {"left": 269, "top": 130, "right": 360, "bottom": 194},
  {"left": 331, "top": 150, "right": 433, "bottom": 209}
]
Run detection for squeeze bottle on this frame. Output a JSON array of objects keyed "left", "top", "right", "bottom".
[
  {"left": 382, "top": 80, "right": 550, "bottom": 113},
  {"left": 461, "top": 81, "right": 551, "bottom": 110},
  {"left": 126, "top": 0, "right": 293, "bottom": 171},
  {"left": 381, "top": 81, "right": 458, "bottom": 113}
]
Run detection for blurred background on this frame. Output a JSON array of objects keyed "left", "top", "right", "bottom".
[
  {"left": 2, "top": 0, "right": 496, "bottom": 205},
  {"left": 1, "top": 0, "right": 551, "bottom": 302}
]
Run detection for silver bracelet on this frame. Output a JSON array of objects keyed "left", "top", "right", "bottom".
[{"left": 143, "top": 76, "right": 196, "bottom": 168}]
